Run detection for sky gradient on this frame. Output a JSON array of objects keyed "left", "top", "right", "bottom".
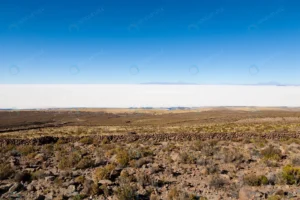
[{"left": 1, "top": 0, "right": 299, "bottom": 84}]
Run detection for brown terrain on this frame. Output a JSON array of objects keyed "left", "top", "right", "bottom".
[{"left": 1, "top": 108, "right": 300, "bottom": 200}]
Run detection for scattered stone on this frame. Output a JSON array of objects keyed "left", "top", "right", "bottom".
[
  {"left": 98, "top": 179, "right": 112, "bottom": 185},
  {"left": 45, "top": 176, "right": 55, "bottom": 182}
]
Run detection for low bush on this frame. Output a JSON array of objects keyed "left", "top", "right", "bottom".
[
  {"left": 76, "top": 157, "right": 94, "bottom": 169},
  {"left": 79, "top": 137, "right": 93, "bottom": 144},
  {"left": 0, "top": 144, "right": 15, "bottom": 154},
  {"left": 167, "top": 187, "right": 197, "bottom": 200},
  {"left": 244, "top": 174, "right": 269, "bottom": 186},
  {"left": 281, "top": 165, "right": 300, "bottom": 185},
  {"left": 17, "top": 145, "right": 35, "bottom": 156},
  {"left": 261, "top": 145, "right": 282, "bottom": 161},
  {"left": 94, "top": 164, "right": 115, "bottom": 182},
  {"left": 201, "top": 140, "right": 219, "bottom": 157},
  {"left": 114, "top": 184, "right": 137, "bottom": 200},
  {"left": 116, "top": 149, "right": 130, "bottom": 167},
  {"left": 209, "top": 175, "right": 226, "bottom": 189},
  {"left": 136, "top": 173, "right": 152, "bottom": 187},
  {"left": 0, "top": 164, "right": 15, "bottom": 180},
  {"left": 267, "top": 195, "right": 281, "bottom": 200},
  {"left": 291, "top": 156, "right": 300, "bottom": 166},
  {"left": 31, "top": 170, "right": 46, "bottom": 180},
  {"left": 58, "top": 151, "right": 82, "bottom": 169},
  {"left": 179, "top": 152, "right": 196, "bottom": 164}
]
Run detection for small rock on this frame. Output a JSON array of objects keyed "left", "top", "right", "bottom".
[
  {"left": 170, "top": 152, "right": 180, "bottom": 162},
  {"left": 67, "top": 185, "right": 76, "bottom": 194},
  {"left": 200, "top": 168, "right": 208, "bottom": 175},
  {"left": 26, "top": 184, "right": 36, "bottom": 192},
  {"left": 74, "top": 142, "right": 81, "bottom": 147},
  {"left": 98, "top": 179, "right": 113, "bottom": 185},
  {"left": 45, "top": 176, "right": 55, "bottom": 182},
  {"left": 72, "top": 171, "right": 81, "bottom": 177}
]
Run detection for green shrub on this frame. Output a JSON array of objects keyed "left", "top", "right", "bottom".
[
  {"left": 244, "top": 174, "right": 269, "bottom": 186},
  {"left": 115, "top": 184, "right": 137, "bottom": 200},
  {"left": 79, "top": 137, "right": 93, "bottom": 144},
  {"left": 192, "top": 140, "right": 202, "bottom": 151},
  {"left": 179, "top": 152, "right": 196, "bottom": 164},
  {"left": 0, "top": 164, "right": 14, "bottom": 180},
  {"left": 54, "top": 177, "right": 63, "bottom": 186},
  {"left": 58, "top": 151, "right": 82, "bottom": 169},
  {"left": 0, "top": 144, "right": 15, "bottom": 154},
  {"left": 17, "top": 145, "right": 35, "bottom": 156},
  {"left": 56, "top": 138, "right": 67, "bottom": 145},
  {"left": 291, "top": 156, "right": 300, "bottom": 166},
  {"left": 75, "top": 176, "right": 85, "bottom": 184},
  {"left": 116, "top": 149, "right": 130, "bottom": 167},
  {"left": 42, "top": 144, "right": 54, "bottom": 156},
  {"left": 76, "top": 157, "right": 94, "bottom": 169},
  {"left": 167, "top": 187, "right": 197, "bottom": 200},
  {"left": 209, "top": 175, "right": 226, "bottom": 189},
  {"left": 267, "top": 195, "right": 281, "bottom": 200},
  {"left": 261, "top": 145, "right": 282, "bottom": 161},
  {"left": 94, "top": 164, "right": 115, "bottom": 182},
  {"left": 282, "top": 165, "right": 300, "bottom": 185},
  {"left": 31, "top": 170, "right": 46, "bottom": 180},
  {"left": 201, "top": 140, "right": 219, "bottom": 157},
  {"left": 129, "top": 147, "right": 154, "bottom": 159}
]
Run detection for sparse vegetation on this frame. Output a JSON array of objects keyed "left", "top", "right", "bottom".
[
  {"left": 114, "top": 184, "right": 137, "bottom": 200},
  {"left": 281, "top": 165, "right": 300, "bottom": 185},
  {"left": 1, "top": 109, "right": 300, "bottom": 199},
  {"left": 115, "top": 148, "right": 130, "bottom": 167},
  {"left": 209, "top": 175, "right": 226, "bottom": 189},
  {"left": 261, "top": 145, "right": 282, "bottom": 161},
  {"left": 58, "top": 151, "right": 82, "bottom": 169},
  {"left": 0, "top": 164, "right": 15, "bottom": 180},
  {"left": 17, "top": 145, "right": 35, "bottom": 156},
  {"left": 94, "top": 164, "right": 115, "bottom": 182},
  {"left": 79, "top": 137, "right": 93, "bottom": 144},
  {"left": 244, "top": 174, "right": 269, "bottom": 186}
]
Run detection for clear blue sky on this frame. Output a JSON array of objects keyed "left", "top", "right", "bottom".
[{"left": 0, "top": 0, "right": 299, "bottom": 84}]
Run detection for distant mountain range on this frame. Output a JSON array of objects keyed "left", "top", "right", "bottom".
[
  {"left": 141, "top": 82, "right": 300, "bottom": 86},
  {"left": 141, "top": 82, "right": 198, "bottom": 85}
]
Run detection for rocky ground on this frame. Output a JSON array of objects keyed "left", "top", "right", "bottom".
[
  {"left": 1, "top": 136, "right": 300, "bottom": 200},
  {"left": 2, "top": 109, "right": 300, "bottom": 200}
]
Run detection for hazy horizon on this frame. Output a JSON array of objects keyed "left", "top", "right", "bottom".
[{"left": 1, "top": 84, "right": 300, "bottom": 109}]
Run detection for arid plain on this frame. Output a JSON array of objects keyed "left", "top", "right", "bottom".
[{"left": 1, "top": 108, "right": 300, "bottom": 200}]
